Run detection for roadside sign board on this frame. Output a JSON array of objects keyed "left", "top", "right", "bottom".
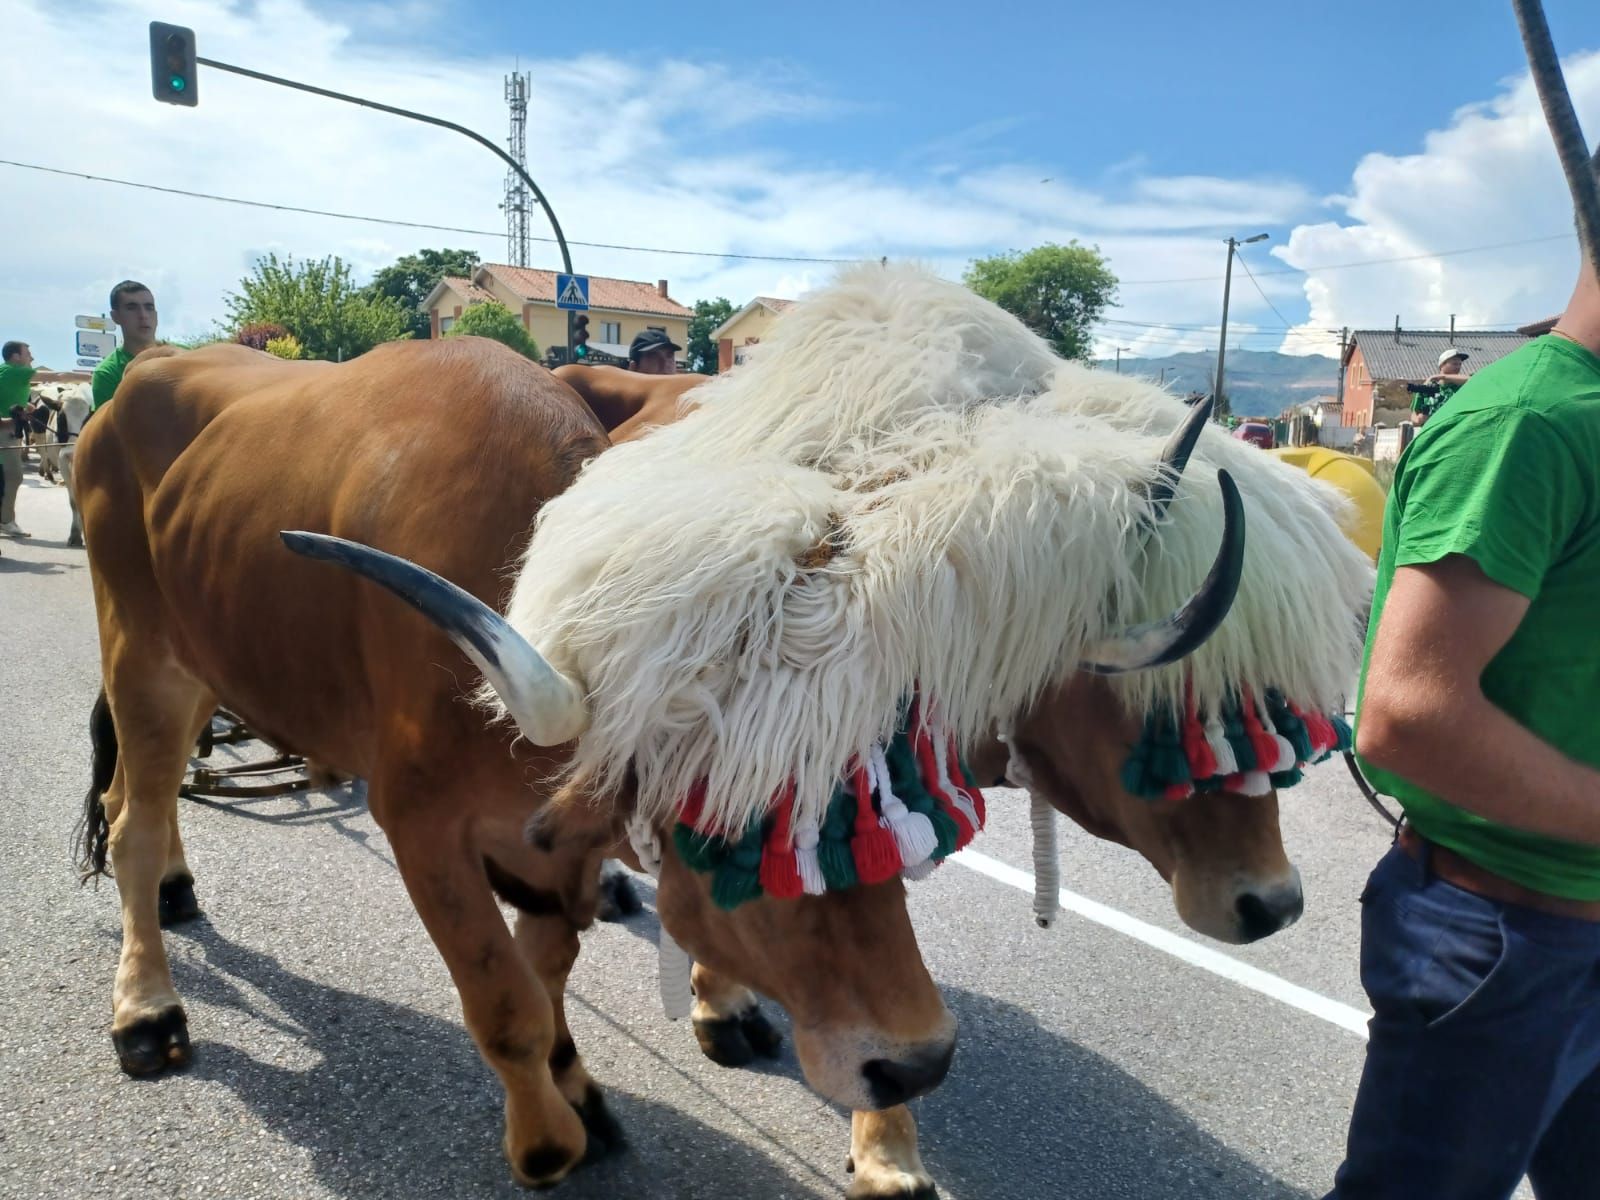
[
  {"left": 75, "top": 315, "right": 112, "bottom": 331},
  {"left": 76, "top": 330, "right": 117, "bottom": 360},
  {"left": 77, "top": 358, "right": 101, "bottom": 368},
  {"left": 555, "top": 273, "right": 590, "bottom": 311}
]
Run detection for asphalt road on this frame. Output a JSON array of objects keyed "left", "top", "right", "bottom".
[{"left": 0, "top": 473, "right": 1519, "bottom": 1199}]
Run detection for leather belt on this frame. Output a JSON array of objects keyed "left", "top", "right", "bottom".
[{"left": 1397, "top": 825, "right": 1600, "bottom": 923}]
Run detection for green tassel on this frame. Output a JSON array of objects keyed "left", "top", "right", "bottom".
[
  {"left": 1270, "top": 767, "right": 1304, "bottom": 790},
  {"left": 1265, "top": 689, "right": 1314, "bottom": 764},
  {"left": 673, "top": 823, "right": 725, "bottom": 873},
  {"left": 1329, "top": 714, "right": 1354, "bottom": 753},
  {"left": 883, "top": 734, "right": 959, "bottom": 858},
  {"left": 817, "top": 780, "right": 859, "bottom": 891},
  {"left": 710, "top": 818, "right": 766, "bottom": 910},
  {"left": 1220, "top": 694, "right": 1257, "bottom": 772}
]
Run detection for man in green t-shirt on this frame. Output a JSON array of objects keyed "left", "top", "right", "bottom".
[
  {"left": 0, "top": 339, "right": 42, "bottom": 537},
  {"left": 1327, "top": 254, "right": 1600, "bottom": 1195},
  {"left": 92, "top": 280, "right": 160, "bottom": 410},
  {"left": 1408, "top": 347, "right": 1470, "bottom": 427}
]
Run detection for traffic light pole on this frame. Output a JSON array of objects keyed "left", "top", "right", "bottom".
[{"left": 192, "top": 55, "right": 577, "bottom": 356}]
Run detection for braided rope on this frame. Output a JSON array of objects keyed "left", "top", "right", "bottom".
[{"left": 625, "top": 814, "right": 694, "bottom": 1020}]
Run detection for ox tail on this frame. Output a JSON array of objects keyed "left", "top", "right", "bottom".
[{"left": 74, "top": 689, "right": 119, "bottom": 883}]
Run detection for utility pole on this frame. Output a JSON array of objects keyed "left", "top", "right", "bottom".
[
  {"left": 1114, "top": 346, "right": 1128, "bottom": 374},
  {"left": 1336, "top": 326, "right": 1349, "bottom": 407},
  {"left": 1214, "top": 232, "right": 1268, "bottom": 414}
]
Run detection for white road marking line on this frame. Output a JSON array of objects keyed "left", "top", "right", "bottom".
[{"left": 950, "top": 848, "right": 1372, "bottom": 1039}]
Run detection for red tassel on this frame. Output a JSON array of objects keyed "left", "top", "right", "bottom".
[
  {"left": 1299, "top": 706, "right": 1334, "bottom": 756},
  {"left": 680, "top": 779, "right": 710, "bottom": 833},
  {"left": 1238, "top": 691, "right": 1281, "bottom": 772},
  {"left": 947, "top": 735, "right": 987, "bottom": 828},
  {"left": 759, "top": 784, "right": 805, "bottom": 899},
  {"left": 1182, "top": 688, "right": 1219, "bottom": 780},
  {"left": 912, "top": 720, "right": 976, "bottom": 845},
  {"left": 1223, "top": 772, "right": 1247, "bottom": 792},
  {"left": 850, "top": 765, "right": 901, "bottom": 885},
  {"left": 1164, "top": 783, "right": 1194, "bottom": 803}
]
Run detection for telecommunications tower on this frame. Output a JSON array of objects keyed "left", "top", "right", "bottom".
[{"left": 501, "top": 71, "right": 531, "bottom": 266}]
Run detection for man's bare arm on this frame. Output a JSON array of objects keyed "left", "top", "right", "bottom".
[{"left": 1358, "top": 554, "right": 1600, "bottom": 845}]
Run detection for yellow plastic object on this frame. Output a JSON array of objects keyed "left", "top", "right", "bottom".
[{"left": 1268, "top": 447, "right": 1386, "bottom": 563}]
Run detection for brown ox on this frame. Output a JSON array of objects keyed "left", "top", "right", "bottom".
[
  {"left": 73, "top": 338, "right": 956, "bottom": 1190},
  {"left": 555, "top": 365, "right": 1304, "bottom": 1200}
]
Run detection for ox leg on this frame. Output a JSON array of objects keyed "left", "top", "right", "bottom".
[
  {"left": 690, "top": 961, "right": 783, "bottom": 1068},
  {"left": 847, "top": 1108, "right": 936, "bottom": 1200},
  {"left": 383, "top": 820, "right": 589, "bottom": 1188},
  {"left": 157, "top": 698, "right": 213, "bottom": 927},
  {"left": 512, "top": 911, "right": 625, "bottom": 1157},
  {"left": 104, "top": 671, "right": 208, "bottom": 1075}
]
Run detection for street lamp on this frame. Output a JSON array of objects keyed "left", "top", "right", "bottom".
[{"left": 1214, "top": 232, "right": 1269, "bottom": 415}]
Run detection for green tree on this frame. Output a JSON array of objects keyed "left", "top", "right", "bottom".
[
  {"left": 685, "top": 297, "right": 735, "bottom": 374},
  {"left": 224, "top": 253, "right": 410, "bottom": 361},
  {"left": 962, "top": 242, "right": 1118, "bottom": 362},
  {"left": 364, "top": 247, "right": 480, "bottom": 341},
  {"left": 445, "top": 301, "right": 540, "bottom": 360}
]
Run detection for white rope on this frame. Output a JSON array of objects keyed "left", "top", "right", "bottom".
[
  {"left": 625, "top": 813, "right": 694, "bottom": 1020},
  {"left": 1002, "top": 740, "right": 1060, "bottom": 929}
]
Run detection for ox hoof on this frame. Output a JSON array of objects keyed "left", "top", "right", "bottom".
[
  {"left": 68, "top": 533, "right": 83, "bottom": 548},
  {"left": 113, "top": 1007, "right": 191, "bottom": 1076},
  {"left": 845, "top": 1159, "right": 938, "bottom": 1200},
  {"left": 595, "top": 868, "right": 642, "bottom": 923},
  {"left": 573, "top": 1085, "right": 626, "bottom": 1162},
  {"left": 693, "top": 1005, "right": 783, "bottom": 1068},
  {"left": 158, "top": 875, "right": 202, "bottom": 927}
]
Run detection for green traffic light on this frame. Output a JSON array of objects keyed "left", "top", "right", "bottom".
[{"left": 170, "top": 75, "right": 186, "bottom": 91}]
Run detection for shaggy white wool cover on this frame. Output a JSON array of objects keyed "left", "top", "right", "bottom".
[{"left": 501, "top": 264, "right": 1373, "bottom": 833}]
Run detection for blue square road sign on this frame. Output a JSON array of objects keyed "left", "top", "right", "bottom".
[{"left": 555, "top": 273, "right": 590, "bottom": 311}]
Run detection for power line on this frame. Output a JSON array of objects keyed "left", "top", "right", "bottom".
[
  {"left": 0, "top": 157, "right": 865, "bottom": 266},
  {"left": 1, "top": 156, "right": 1579, "bottom": 282},
  {"left": 1232, "top": 247, "right": 1296, "bottom": 329}
]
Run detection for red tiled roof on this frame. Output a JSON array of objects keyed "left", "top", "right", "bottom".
[
  {"left": 441, "top": 275, "right": 496, "bottom": 304},
  {"left": 479, "top": 265, "right": 693, "bottom": 318},
  {"left": 754, "top": 296, "right": 796, "bottom": 313}
]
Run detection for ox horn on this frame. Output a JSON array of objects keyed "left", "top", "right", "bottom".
[
  {"left": 1145, "top": 392, "right": 1214, "bottom": 530},
  {"left": 279, "top": 531, "right": 588, "bottom": 745},
  {"left": 1079, "top": 468, "right": 1245, "bottom": 674}
]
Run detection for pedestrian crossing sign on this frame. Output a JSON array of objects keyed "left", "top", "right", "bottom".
[{"left": 555, "top": 273, "right": 590, "bottom": 311}]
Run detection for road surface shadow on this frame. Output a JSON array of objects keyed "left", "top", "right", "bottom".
[{"left": 165, "top": 923, "right": 837, "bottom": 1199}]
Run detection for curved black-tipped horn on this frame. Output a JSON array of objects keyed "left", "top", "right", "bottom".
[
  {"left": 280, "top": 531, "right": 588, "bottom": 745},
  {"left": 1080, "top": 469, "right": 1245, "bottom": 674},
  {"left": 1514, "top": 0, "right": 1600, "bottom": 284},
  {"left": 1145, "top": 393, "right": 1215, "bottom": 530}
]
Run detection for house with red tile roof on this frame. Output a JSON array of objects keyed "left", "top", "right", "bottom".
[
  {"left": 711, "top": 296, "right": 796, "bottom": 371},
  {"left": 424, "top": 264, "right": 693, "bottom": 364}
]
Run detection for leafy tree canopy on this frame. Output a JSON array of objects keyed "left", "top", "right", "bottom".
[
  {"left": 962, "top": 242, "right": 1118, "bottom": 362},
  {"left": 224, "top": 253, "right": 410, "bottom": 361},
  {"left": 365, "top": 248, "right": 481, "bottom": 341},
  {"left": 685, "top": 297, "right": 735, "bottom": 374},
  {"left": 445, "top": 301, "right": 540, "bottom": 360}
]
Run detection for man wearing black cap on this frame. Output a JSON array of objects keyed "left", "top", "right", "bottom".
[{"left": 628, "top": 329, "right": 681, "bottom": 375}]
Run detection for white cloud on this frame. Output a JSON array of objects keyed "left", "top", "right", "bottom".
[
  {"left": 1273, "top": 51, "right": 1600, "bottom": 354},
  {"left": 0, "top": 0, "right": 1335, "bottom": 370}
]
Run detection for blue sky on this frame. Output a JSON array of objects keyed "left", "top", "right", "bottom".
[{"left": 2, "top": 0, "right": 1597, "bottom": 368}]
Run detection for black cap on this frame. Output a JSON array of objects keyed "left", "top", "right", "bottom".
[{"left": 628, "top": 329, "right": 682, "bottom": 360}]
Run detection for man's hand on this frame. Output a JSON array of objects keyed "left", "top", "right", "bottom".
[{"left": 1360, "top": 555, "right": 1600, "bottom": 846}]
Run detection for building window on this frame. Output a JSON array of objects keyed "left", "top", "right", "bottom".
[
  {"left": 439, "top": 316, "right": 455, "bottom": 333},
  {"left": 601, "top": 321, "right": 620, "bottom": 343}
]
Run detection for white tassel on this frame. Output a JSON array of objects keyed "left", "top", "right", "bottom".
[
  {"left": 1203, "top": 712, "right": 1238, "bottom": 777},
  {"left": 1237, "top": 770, "right": 1273, "bottom": 797},
  {"left": 626, "top": 813, "right": 696, "bottom": 1021},
  {"left": 869, "top": 745, "right": 938, "bottom": 870},
  {"left": 1257, "top": 699, "right": 1298, "bottom": 772},
  {"left": 794, "top": 819, "right": 826, "bottom": 895},
  {"left": 901, "top": 857, "right": 939, "bottom": 881},
  {"left": 1029, "top": 791, "right": 1060, "bottom": 928},
  {"left": 933, "top": 728, "right": 982, "bottom": 832}
]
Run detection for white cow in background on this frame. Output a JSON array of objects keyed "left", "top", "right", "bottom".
[{"left": 55, "top": 385, "right": 93, "bottom": 546}]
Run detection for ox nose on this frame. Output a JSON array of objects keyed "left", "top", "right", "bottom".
[
  {"left": 1235, "top": 884, "right": 1305, "bottom": 942},
  {"left": 861, "top": 1041, "right": 955, "bottom": 1108}
]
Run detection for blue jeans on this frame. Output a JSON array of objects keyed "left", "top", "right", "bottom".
[{"left": 1327, "top": 841, "right": 1600, "bottom": 1198}]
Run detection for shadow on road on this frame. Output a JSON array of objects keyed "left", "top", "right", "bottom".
[{"left": 165, "top": 922, "right": 838, "bottom": 1199}]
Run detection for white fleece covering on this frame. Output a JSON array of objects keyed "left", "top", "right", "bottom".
[{"left": 501, "top": 264, "right": 1373, "bottom": 832}]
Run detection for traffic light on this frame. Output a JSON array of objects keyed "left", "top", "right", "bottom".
[
  {"left": 150, "top": 22, "right": 198, "bottom": 107},
  {"left": 572, "top": 315, "right": 590, "bottom": 360}
]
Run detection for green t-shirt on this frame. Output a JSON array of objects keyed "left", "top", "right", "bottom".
[
  {"left": 92, "top": 346, "right": 136, "bottom": 409},
  {"left": 1410, "top": 382, "right": 1458, "bottom": 418},
  {"left": 0, "top": 361, "right": 37, "bottom": 418},
  {"left": 1356, "top": 335, "right": 1600, "bottom": 900}
]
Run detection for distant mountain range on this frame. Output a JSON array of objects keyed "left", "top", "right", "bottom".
[{"left": 1095, "top": 349, "right": 1340, "bottom": 416}]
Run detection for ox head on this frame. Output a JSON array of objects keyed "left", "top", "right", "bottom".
[{"left": 280, "top": 473, "right": 1243, "bottom": 1107}]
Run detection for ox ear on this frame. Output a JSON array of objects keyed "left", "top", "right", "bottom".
[
  {"left": 279, "top": 531, "right": 589, "bottom": 746},
  {"left": 523, "top": 774, "right": 632, "bottom": 857}
]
